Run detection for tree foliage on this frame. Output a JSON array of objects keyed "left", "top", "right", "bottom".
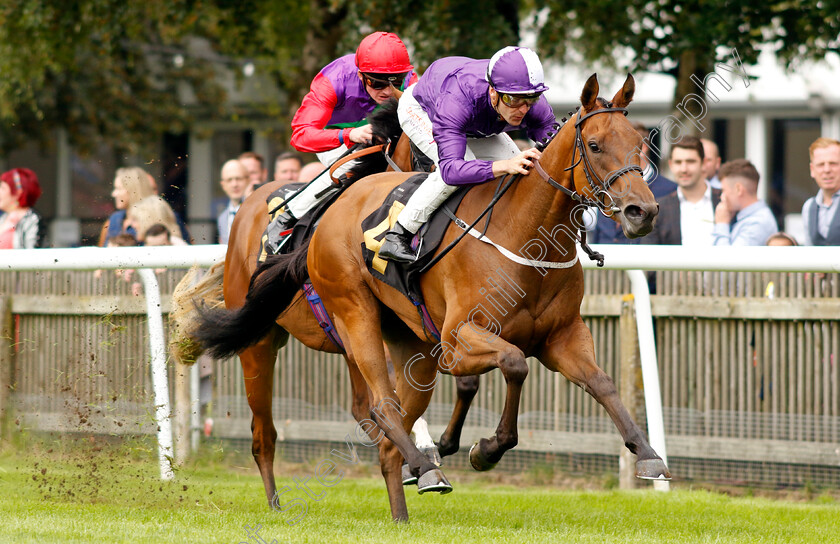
[
  {"left": 341, "top": 0, "right": 520, "bottom": 70},
  {"left": 532, "top": 0, "right": 840, "bottom": 117},
  {"left": 4, "top": 0, "right": 839, "bottom": 155},
  {"left": 2, "top": 1, "right": 204, "bottom": 154},
  {"left": 0, "top": 0, "right": 525, "bottom": 156},
  {"left": 0, "top": 0, "right": 312, "bottom": 156}
]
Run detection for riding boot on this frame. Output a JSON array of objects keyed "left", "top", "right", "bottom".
[
  {"left": 378, "top": 222, "right": 417, "bottom": 263},
  {"left": 264, "top": 209, "right": 297, "bottom": 255}
]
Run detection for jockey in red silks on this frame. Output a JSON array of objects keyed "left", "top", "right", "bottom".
[
  {"left": 266, "top": 32, "right": 417, "bottom": 251},
  {"left": 378, "top": 46, "right": 557, "bottom": 263}
]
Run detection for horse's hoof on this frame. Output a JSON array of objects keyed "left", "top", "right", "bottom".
[
  {"left": 419, "top": 445, "right": 442, "bottom": 467},
  {"left": 401, "top": 463, "right": 418, "bottom": 486},
  {"left": 269, "top": 491, "right": 281, "bottom": 512},
  {"left": 636, "top": 458, "right": 672, "bottom": 480},
  {"left": 417, "top": 468, "right": 453, "bottom": 495},
  {"left": 437, "top": 438, "right": 459, "bottom": 458},
  {"left": 469, "top": 441, "right": 498, "bottom": 472}
]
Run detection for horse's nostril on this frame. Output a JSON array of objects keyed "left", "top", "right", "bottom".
[
  {"left": 624, "top": 205, "right": 644, "bottom": 220},
  {"left": 624, "top": 204, "right": 658, "bottom": 223}
]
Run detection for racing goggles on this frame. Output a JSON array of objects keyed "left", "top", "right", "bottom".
[
  {"left": 499, "top": 92, "right": 542, "bottom": 108},
  {"left": 362, "top": 72, "right": 408, "bottom": 90}
]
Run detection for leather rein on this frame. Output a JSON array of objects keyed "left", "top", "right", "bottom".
[{"left": 533, "top": 106, "right": 643, "bottom": 217}]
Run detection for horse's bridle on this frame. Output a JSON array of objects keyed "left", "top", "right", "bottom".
[{"left": 533, "top": 106, "right": 644, "bottom": 217}]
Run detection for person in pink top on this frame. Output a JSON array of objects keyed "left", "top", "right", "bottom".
[{"left": 0, "top": 168, "right": 43, "bottom": 249}]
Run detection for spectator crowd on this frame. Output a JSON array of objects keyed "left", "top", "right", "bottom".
[
  {"left": 1, "top": 31, "right": 838, "bottom": 252},
  {"left": 3, "top": 135, "right": 838, "bottom": 252}
]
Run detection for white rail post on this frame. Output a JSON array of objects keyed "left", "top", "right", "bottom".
[
  {"left": 626, "top": 270, "right": 669, "bottom": 491},
  {"left": 2, "top": 245, "right": 226, "bottom": 481},
  {"left": 138, "top": 268, "right": 175, "bottom": 481}
]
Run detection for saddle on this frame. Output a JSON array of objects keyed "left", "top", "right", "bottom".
[
  {"left": 257, "top": 181, "right": 345, "bottom": 264},
  {"left": 360, "top": 174, "right": 470, "bottom": 340}
]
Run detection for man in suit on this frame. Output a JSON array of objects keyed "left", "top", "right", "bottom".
[
  {"left": 274, "top": 151, "right": 303, "bottom": 182},
  {"left": 801, "top": 137, "right": 840, "bottom": 245},
  {"left": 216, "top": 159, "right": 249, "bottom": 244},
  {"left": 588, "top": 123, "right": 677, "bottom": 243},
  {"left": 239, "top": 151, "right": 269, "bottom": 198},
  {"left": 642, "top": 135, "right": 720, "bottom": 246}
]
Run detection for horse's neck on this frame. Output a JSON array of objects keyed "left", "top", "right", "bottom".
[{"left": 496, "top": 128, "right": 580, "bottom": 258}]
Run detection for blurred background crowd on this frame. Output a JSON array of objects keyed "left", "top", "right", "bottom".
[{"left": 1, "top": 1, "right": 838, "bottom": 250}]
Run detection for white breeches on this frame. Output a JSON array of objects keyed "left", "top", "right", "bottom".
[
  {"left": 395, "top": 84, "right": 520, "bottom": 233},
  {"left": 286, "top": 146, "right": 357, "bottom": 218}
]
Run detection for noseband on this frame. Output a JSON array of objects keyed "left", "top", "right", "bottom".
[{"left": 534, "top": 106, "right": 644, "bottom": 216}]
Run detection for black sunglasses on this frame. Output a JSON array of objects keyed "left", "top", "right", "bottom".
[{"left": 362, "top": 72, "right": 407, "bottom": 90}]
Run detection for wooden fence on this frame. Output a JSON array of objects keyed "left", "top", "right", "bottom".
[{"left": 1, "top": 268, "right": 839, "bottom": 488}]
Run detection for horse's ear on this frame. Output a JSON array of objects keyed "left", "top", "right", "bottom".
[
  {"left": 580, "top": 74, "right": 599, "bottom": 111},
  {"left": 611, "top": 73, "right": 635, "bottom": 108}
]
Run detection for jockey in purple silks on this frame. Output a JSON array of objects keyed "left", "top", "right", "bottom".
[
  {"left": 264, "top": 32, "right": 417, "bottom": 254},
  {"left": 378, "top": 46, "right": 557, "bottom": 263}
]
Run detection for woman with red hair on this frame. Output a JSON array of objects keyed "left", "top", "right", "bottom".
[{"left": 0, "top": 168, "right": 43, "bottom": 249}]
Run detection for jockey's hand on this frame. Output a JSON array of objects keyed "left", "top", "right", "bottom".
[
  {"left": 493, "top": 147, "right": 542, "bottom": 177},
  {"left": 347, "top": 125, "right": 374, "bottom": 145}
]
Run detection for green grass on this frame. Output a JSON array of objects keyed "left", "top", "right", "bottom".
[{"left": 1, "top": 438, "right": 839, "bottom": 544}]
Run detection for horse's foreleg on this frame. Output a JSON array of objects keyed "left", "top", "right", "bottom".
[
  {"left": 466, "top": 348, "right": 528, "bottom": 471},
  {"left": 441, "top": 328, "right": 529, "bottom": 472},
  {"left": 539, "top": 317, "right": 670, "bottom": 480},
  {"left": 239, "top": 329, "right": 283, "bottom": 506},
  {"left": 437, "top": 375, "right": 480, "bottom": 458}
]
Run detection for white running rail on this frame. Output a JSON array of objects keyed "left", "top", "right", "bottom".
[
  {"left": 580, "top": 244, "right": 840, "bottom": 491},
  {"left": 3, "top": 245, "right": 226, "bottom": 480},
  {"left": 5, "top": 244, "right": 840, "bottom": 486}
]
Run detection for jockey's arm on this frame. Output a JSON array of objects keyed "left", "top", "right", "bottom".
[
  {"left": 433, "top": 101, "right": 495, "bottom": 185},
  {"left": 434, "top": 109, "right": 541, "bottom": 183},
  {"left": 291, "top": 74, "right": 357, "bottom": 153}
]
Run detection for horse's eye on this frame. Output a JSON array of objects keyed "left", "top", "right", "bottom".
[{"left": 588, "top": 141, "right": 601, "bottom": 153}]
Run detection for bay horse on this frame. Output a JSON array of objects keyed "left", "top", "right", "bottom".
[
  {"left": 171, "top": 104, "right": 459, "bottom": 522},
  {"left": 191, "top": 74, "right": 671, "bottom": 522}
]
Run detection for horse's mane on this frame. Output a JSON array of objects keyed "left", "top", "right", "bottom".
[
  {"left": 336, "top": 98, "right": 404, "bottom": 182},
  {"left": 369, "top": 98, "right": 402, "bottom": 144}
]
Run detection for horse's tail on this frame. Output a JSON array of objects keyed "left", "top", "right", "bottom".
[
  {"left": 169, "top": 261, "right": 226, "bottom": 365},
  {"left": 192, "top": 241, "right": 310, "bottom": 359}
]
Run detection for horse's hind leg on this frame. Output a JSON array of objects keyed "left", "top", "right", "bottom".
[
  {"left": 347, "top": 354, "right": 411, "bottom": 521},
  {"left": 378, "top": 438, "right": 409, "bottom": 522},
  {"left": 330, "top": 302, "right": 448, "bottom": 502},
  {"left": 240, "top": 328, "right": 287, "bottom": 506},
  {"left": 539, "top": 317, "right": 670, "bottom": 480},
  {"left": 386, "top": 336, "right": 451, "bottom": 493},
  {"left": 437, "top": 375, "right": 480, "bottom": 458}
]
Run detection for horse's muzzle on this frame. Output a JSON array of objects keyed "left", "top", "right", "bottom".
[{"left": 621, "top": 201, "right": 659, "bottom": 238}]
